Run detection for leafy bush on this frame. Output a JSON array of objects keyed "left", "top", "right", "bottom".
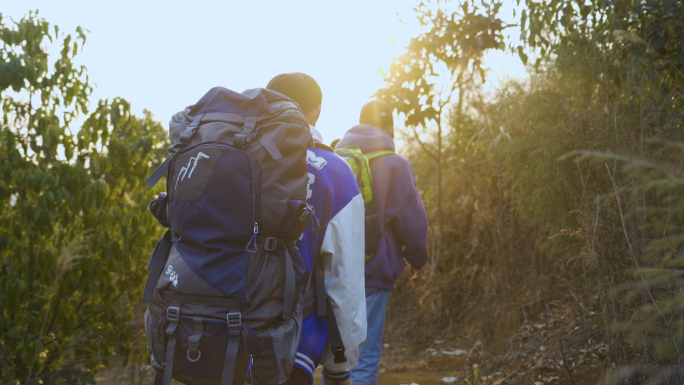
[
  {"left": 385, "top": 0, "right": 684, "bottom": 380},
  {"left": 0, "top": 13, "right": 165, "bottom": 384}
]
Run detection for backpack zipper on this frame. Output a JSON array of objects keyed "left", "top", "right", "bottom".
[{"left": 245, "top": 151, "right": 261, "bottom": 253}]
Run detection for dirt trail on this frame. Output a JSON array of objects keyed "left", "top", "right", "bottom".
[
  {"left": 360, "top": 306, "right": 611, "bottom": 385},
  {"left": 362, "top": 339, "right": 604, "bottom": 385}
]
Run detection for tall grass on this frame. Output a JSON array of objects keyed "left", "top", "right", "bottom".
[{"left": 387, "top": 28, "right": 684, "bottom": 380}]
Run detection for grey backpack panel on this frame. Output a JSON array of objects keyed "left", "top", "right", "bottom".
[
  {"left": 145, "top": 246, "right": 305, "bottom": 385},
  {"left": 169, "top": 101, "right": 311, "bottom": 237}
]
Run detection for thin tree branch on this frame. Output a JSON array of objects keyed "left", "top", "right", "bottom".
[
  {"left": 410, "top": 125, "right": 439, "bottom": 161},
  {"left": 560, "top": 340, "right": 576, "bottom": 385}
]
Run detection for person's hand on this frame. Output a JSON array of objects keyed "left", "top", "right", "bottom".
[
  {"left": 324, "top": 377, "right": 352, "bottom": 385},
  {"left": 410, "top": 266, "right": 422, "bottom": 281}
]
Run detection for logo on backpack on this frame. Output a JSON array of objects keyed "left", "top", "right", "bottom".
[
  {"left": 175, "top": 151, "right": 210, "bottom": 189},
  {"left": 164, "top": 265, "right": 179, "bottom": 287}
]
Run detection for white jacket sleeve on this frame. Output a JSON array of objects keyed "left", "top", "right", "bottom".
[{"left": 319, "top": 193, "right": 367, "bottom": 378}]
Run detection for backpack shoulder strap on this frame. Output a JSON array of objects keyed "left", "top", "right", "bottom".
[
  {"left": 365, "top": 150, "right": 395, "bottom": 160},
  {"left": 142, "top": 230, "right": 173, "bottom": 302},
  {"left": 312, "top": 256, "right": 347, "bottom": 364}
]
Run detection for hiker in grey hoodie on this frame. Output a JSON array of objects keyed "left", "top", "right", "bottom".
[{"left": 336, "top": 100, "right": 429, "bottom": 385}]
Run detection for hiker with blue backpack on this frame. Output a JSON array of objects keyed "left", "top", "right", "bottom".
[
  {"left": 144, "top": 86, "right": 326, "bottom": 385},
  {"left": 266, "top": 73, "right": 367, "bottom": 385},
  {"left": 335, "top": 100, "right": 429, "bottom": 385}
]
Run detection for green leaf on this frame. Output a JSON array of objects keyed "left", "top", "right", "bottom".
[{"left": 517, "top": 45, "right": 528, "bottom": 65}]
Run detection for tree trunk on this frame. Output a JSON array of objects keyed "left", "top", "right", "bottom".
[{"left": 437, "top": 118, "right": 444, "bottom": 267}]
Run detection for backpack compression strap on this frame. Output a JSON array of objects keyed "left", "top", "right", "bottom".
[
  {"left": 163, "top": 304, "right": 181, "bottom": 385},
  {"left": 222, "top": 311, "right": 242, "bottom": 385}
]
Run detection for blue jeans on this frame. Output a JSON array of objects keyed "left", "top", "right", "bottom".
[{"left": 350, "top": 289, "right": 391, "bottom": 385}]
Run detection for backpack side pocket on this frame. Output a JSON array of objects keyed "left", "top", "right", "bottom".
[{"left": 253, "top": 302, "right": 303, "bottom": 384}]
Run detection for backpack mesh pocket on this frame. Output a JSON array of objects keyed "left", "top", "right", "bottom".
[{"left": 253, "top": 302, "right": 302, "bottom": 384}]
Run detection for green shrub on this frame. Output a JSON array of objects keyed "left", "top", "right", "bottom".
[{"left": 0, "top": 13, "right": 165, "bottom": 384}]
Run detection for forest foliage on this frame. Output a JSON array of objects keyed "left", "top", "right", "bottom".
[
  {"left": 0, "top": 12, "right": 165, "bottom": 384},
  {"left": 381, "top": 0, "right": 684, "bottom": 381}
]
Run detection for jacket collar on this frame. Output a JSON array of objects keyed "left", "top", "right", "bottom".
[{"left": 310, "top": 125, "right": 324, "bottom": 144}]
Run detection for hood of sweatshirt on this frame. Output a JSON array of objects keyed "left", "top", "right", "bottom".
[{"left": 336, "top": 123, "right": 395, "bottom": 153}]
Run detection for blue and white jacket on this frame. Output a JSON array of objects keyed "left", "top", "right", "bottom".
[{"left": 294, "top": 127, "right": 366, "bottom": 383}]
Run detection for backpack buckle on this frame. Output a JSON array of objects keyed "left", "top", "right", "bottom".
[
  {"left": 179, "top": 114, "right": 204, "bottom": 144},
  {"left": 331, "top": 345, "right": 347, "bottom": 363},
  {"left": 234, "top": 134, "right": 251, "bottom": 149},
  {"left": 264, "top": 237, "right": 278, "bottom": 251},
  {"left": 179, "top": 128, "right": 195, "bottom": 143},
  {"left": 187, "top": 335, "right": 202, "bottom": 362},
  {"left": 227, "top": 312, "right": 242, "bottom": 330},
  {"left": 167, "top": 306, "right": 180, "bottom": 323},
  {"left": 165, "top": 306, "right": 181, "bottom": 337}
]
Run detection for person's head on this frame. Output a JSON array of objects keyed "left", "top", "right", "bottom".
[
  {"left": 359, "top": 100, "right": 394, "bottom": 138},
  {"left": 266, "top": 72, "right": 322, "bottom": 126}
]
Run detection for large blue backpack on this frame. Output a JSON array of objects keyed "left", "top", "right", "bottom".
[{"left": 143, "top": 87, "right": 313, "bottom": 385}]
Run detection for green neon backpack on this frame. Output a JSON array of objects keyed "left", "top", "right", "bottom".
[{"left": 335, "top": 147, "right": 394, "bottom": 260}]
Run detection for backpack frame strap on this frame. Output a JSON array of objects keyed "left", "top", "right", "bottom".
[
  {"left": 154, "top": 371, "right": 163, "bottom": 385},
  {"left": 314, "top": 257, "right": 327, "bottom": 317},
  {"left": 256, "top": 133, "right": 283, "bottom": 160},
  {"left": 313, "top": 256, "right": 347, "bottom": 363},
  {"left": 221, "top": 310, "right": 242, "bottom": 385},
  {"left": 143, "top": 230, "right": 173, "bottom": 302},
  {"left": 145, "top": 154, "right": 177, "bottom": 187},
  {"left": 325, "top": 299, "right": 347, "bottom": 364},
  {"left": 282, "top": 243, "right": 296, "bottom": 319},
  {"left": 300, "top": 271, "right": 317, "bottom": 318},
  {"left": 163, "top": 304, "right": 181, "bottom": 385}
]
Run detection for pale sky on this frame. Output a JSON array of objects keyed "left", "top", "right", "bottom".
[{"left": 4, "top": 0, "right": 526, "bottom": 145}]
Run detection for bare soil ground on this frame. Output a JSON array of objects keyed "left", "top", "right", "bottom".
[{"left": 370, "top": 308, "right": 608, "bottom": 385}]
